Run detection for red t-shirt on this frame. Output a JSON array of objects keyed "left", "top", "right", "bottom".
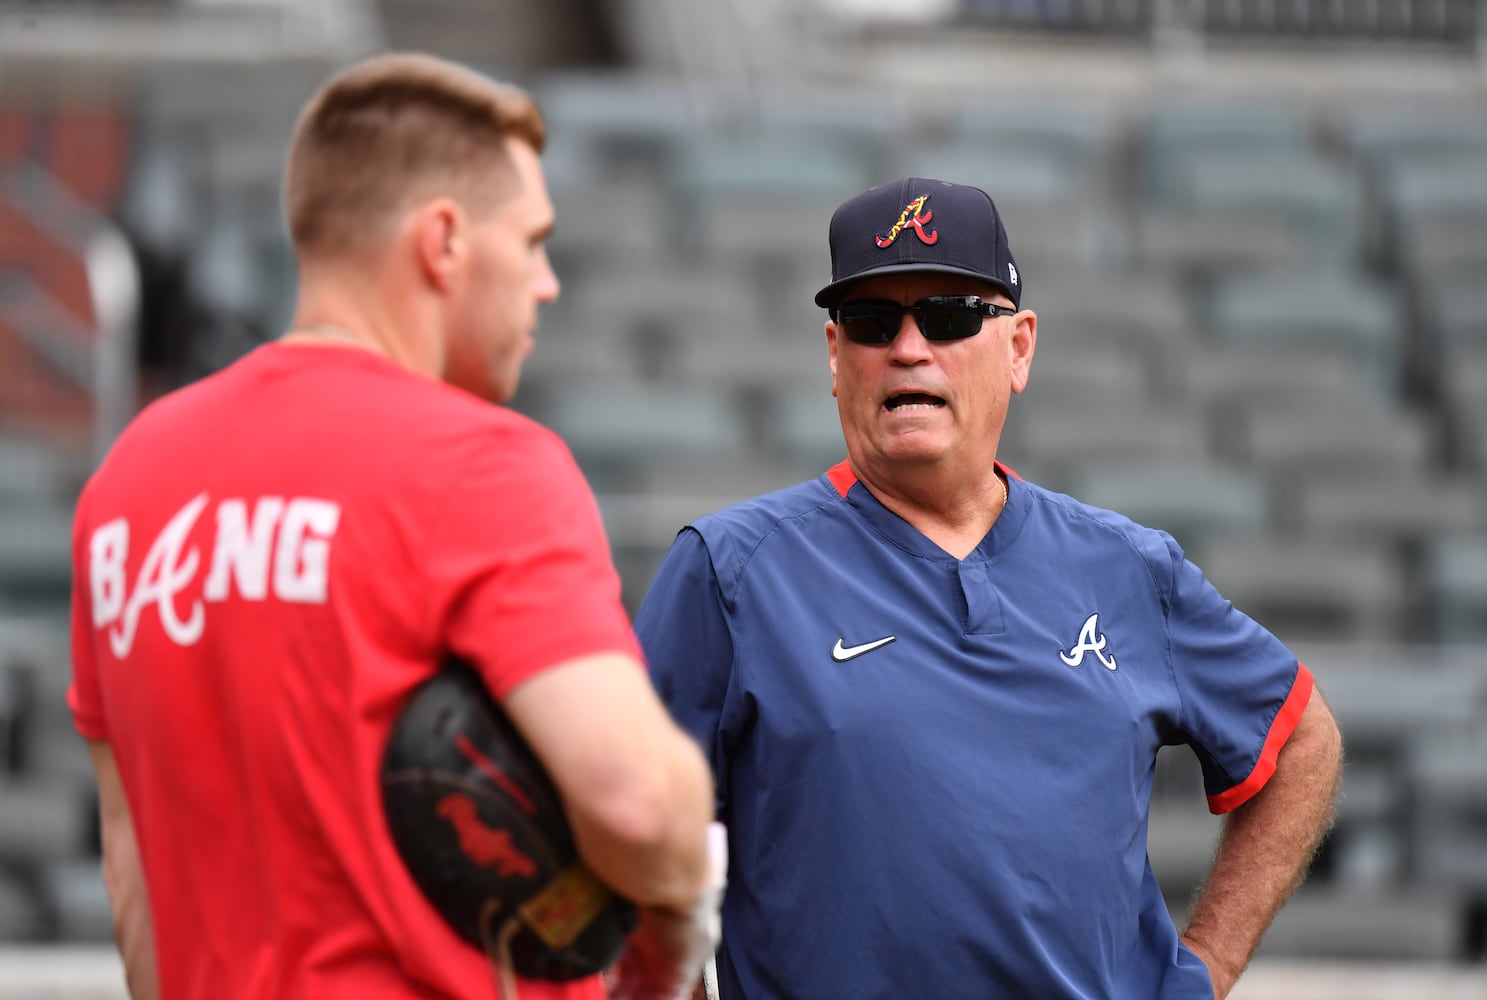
[{"left": 69, "top": 343, "right": 639, "bottom": 1000}]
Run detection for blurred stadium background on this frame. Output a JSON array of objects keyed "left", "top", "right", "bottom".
[{"left": 1, "top": 0, "right": 1485, "bottom": 997}]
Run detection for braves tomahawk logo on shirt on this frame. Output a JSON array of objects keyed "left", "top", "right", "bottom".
[
  {"left": 1059, "top": 612, "right": 1117, "bottom": 671},
  {"left": 88, "top": 492, "right": 342, "bottom": 659}
]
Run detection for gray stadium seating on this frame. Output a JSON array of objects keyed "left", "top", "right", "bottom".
[
  {"left": 1423, "top": 533, "right": 1487, "bottom": 644},
  {"left": 1253, "top": 886, "right": 1466, "bottom": 960},
  {"left": 529, "top": 379, "right": 753, "bottom": 490},
  {"left": 1292, "top": 473, "right": 1485, "bottom": 545},
  {"left": 1062, "top": 458, "right": 1269, "bottom": 551},
  {"left": 1202, "top": 268, "right": 1404, "bottom": 393},
  {"left": 1192, "top": 537, "right": 1407, "bottom": 643},
  {"left": 1221, "top": 396, "right": 1436, "bottom": 479},
  {"left": 5, "top": 19, "right": 1487, "bottom": 962}
]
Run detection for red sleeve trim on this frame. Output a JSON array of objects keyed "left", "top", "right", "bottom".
[
  {"left": 486, "top": 638, "right": 643, "bottom": 701},
  {"left": 1207, "top": 663, "right": 1314, "bottom": 815},
  {"left": 67, "top": 682, "right": 109, "bottom": 741},
  {"left": 826, "top": 460, "right": 856, "bottom": 498}
]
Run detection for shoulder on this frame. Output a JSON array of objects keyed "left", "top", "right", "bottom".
[
  {"left": 95, "top": 346, "right": 578, "bottom": 492},
  {"left": 1016, "top": 477, "right": 1182, "bottom": 589},
  {"left": 693, "top": 475, "right": 842, "bottom": 541},
  {"left": 687, "top": 475, "right": 844, "bottom": 576}
]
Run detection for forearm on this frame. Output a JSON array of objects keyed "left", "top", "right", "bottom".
[
  {"left": 104, "top": 846, "right": 160, "bottom": 1000},
  {"left": 87, "top": 740, "right": 160, "bottom": 1000},
  {"left": 1181, "top": 691, "right": 1342, "bottom": 998},
  {"left": 570, "top": 727, "right": 714, "bottom": 911},
  {"left": 502, "top": 653, "right": 716, "bottom": 912}
]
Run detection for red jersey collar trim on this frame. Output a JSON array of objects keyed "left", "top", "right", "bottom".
[{"left": 825, "top": 460, "right": 1022, "bottom": 500}]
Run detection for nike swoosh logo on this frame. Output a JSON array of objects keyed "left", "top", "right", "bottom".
[{"left": 831, "top": 636, "right": 897, "bottom": 662}]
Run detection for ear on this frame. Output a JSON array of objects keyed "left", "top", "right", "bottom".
[
  {"left": 412, "top": 198, "right": 467, "bottom": 294},
  {"left": 1009, "top": 308, "right": 1037, "bottom": 395},
  {"left": 826, "top": 319, "right": 840, "bottom": 398}
]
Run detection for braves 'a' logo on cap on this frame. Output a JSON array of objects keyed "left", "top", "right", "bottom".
[{"left": 875, "top": 194, "right": 938, "bottom": 248}]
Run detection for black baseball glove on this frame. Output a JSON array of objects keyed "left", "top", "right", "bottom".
[{"left": 381, "top": 657, "right": 637, "bottom": 981}]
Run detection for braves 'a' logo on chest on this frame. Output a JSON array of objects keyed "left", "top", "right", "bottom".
[{"left": 1059, "top": 613, "right": 1117, "bottom": 671}]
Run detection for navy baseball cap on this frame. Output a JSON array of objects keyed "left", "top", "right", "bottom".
[{"left": 814, "top": 177, "right": 1022, "bottom": 310}]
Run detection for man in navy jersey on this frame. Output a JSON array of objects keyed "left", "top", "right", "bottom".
[{"left": 634, "top": 177, "right": 1343, "bottom": 1000}]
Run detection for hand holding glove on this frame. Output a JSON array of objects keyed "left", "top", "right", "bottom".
[{"left": 606, "top": 822, "right": 726, "bottom": 1000}]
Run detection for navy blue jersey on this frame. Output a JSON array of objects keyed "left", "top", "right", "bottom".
[{"left": 634, "top": 462, "right": 1313, "bottom": 1000}]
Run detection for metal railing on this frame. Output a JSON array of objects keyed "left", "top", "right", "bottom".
[
  {"left": 958, "top": 0, "right": 1487, "bottom": 51},
  {"left": 0, "top": 0, "right": 381, "bottom": 63},
  {"left": 0, "top": 163, "right": 139, "bottom": 460}
]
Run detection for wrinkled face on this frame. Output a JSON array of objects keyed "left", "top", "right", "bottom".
[
  {"left": 827, "top": 271, "right": 1035, "bottom": 479},
  {"left": 444, "top": 137, "right": 559, "bottom": 403}
]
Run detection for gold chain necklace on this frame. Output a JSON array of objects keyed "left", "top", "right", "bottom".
[{"left": 283, "top": 322, "right": 381, "bottom": 353}]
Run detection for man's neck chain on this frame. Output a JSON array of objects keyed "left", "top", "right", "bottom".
[{"left": 284, "top": 323, "right": 381, "bottom": 353}]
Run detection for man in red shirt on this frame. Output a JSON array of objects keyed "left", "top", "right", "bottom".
[{"left": 69, "top": 52, "right": 715, "bottom": 1000}]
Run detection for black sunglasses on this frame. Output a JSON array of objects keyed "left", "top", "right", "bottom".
[{"left": 830, "top": 295, "right": 1018, "bottom": 344}]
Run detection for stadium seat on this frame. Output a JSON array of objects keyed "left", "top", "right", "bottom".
[
  {"left": 951, "top": 105, "right": 1117, "bottom": 170},
  {"left": 1201, "top": 269, "right": 1403, "bottom": 392},
  {"left": 763, "top": 382, "right": 847, "bottom": 469},
  {"left": 517, "top": 320, "right": 651, "bottom": 392},
  {"left": 667, "top": 322, "right": 831, "bottom": 390},
  {"left": 1007, "top": 390, "right": 1212, "bottom": 475},
  {"left": 0, "top": 779, "right": 89, "bottom": 866},
  {"left": 1191, "top": 536, "right": 1406, "bottom": 643},
  {"left": 1134, "top": 206, "right": 1314, "bottom": 278},
  {"left": 1147, "top": 798, "right": 1222, "bottom": 905},
  {"left": 752, "top": 83, "right": 905, "bottom": 155},
  {"left": 37, "top": 860, "right": 114, "bottom": 943},
  {"left": 1182, "top": 342, "right": 1383, "bottom": 409},
  {"left": 529, "top": 379, "right": 753, "bottom": 491},
  {"left": 557, "top": 258, "right": 768, "bottom": 350},
  {"left": 638, "top": 453, "right": 827, "bottom": 509},
  {"left": 545, "top": 172, "right": 680, "bottom": 263},
  {"left": 1221, "top": 396, "right": 1435, "bottom": 478},
  {"left": 1408, "top": 725, "right": 1487, "bottom": 893},
  {"left": 1026, "top": 265, "right": 1193, "bottom": 356},
  {"left": 1426, "top": 268, "right": 1487, "bottom": 353},
  {"left": 1292, "top": 473, "right": 1484, "bottom": 545},
  {"left": 1378, "top": 150, "right": 1487, "bottom": 272},
  {"left": 1023, "top": 330, "right": 1153, "bottom": 402},
  {"left": 675, "top": 134, "right": 872, "bottom": 259},
  {"left": 0, "top": 869, "right": 38, "bottom": 941},
  {"left": 0, "top": 506, "right": 72, "bottom": 613},
  {"left": 1163, "top": 149, "right": 1361, "bottom": 264},
  {"left": 1440, "top": 346, "right": 1487, "bottom": 470},
  {"left": 1253, "top": 885, "right": 1465, "bottom": 960},
  {"left": 1062, "top": 458, "right": 1268, "bottom": 551},
  {"left": 0, "top": 433, "right": 85, "bottom": 505},
  {"left": 1141, "top": 103, "right": 1311, "bottom": 203},
  {"left": 535, "top": 71, "right": 700, "bottom": 152},
  {"left": 1339, "top": 103, "right": 1487, "bottom": 168},
  {"left": 1422, "top": 533, "right": 1487, "bottom": 644},
  {"left": 1297, "top": 646, "right": 1487, "bottom": 759}
]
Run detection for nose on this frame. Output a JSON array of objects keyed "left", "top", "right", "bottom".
[
  {"left": 887, "top": 309, "right": 932, "bottom": 362},
  {"left": 535, "top": 246, "right": 560, "bottom": 304}
]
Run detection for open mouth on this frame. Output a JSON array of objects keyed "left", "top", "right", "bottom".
[{"left": 884, "top": 392, "right": 946, "bottom": 412}]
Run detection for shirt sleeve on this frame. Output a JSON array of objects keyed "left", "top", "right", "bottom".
[
  {"left": 1163, "top": 536, "right": 1313, "bottom": 814},
  {"left": 429, "top": 421, "right": 640, "bottom": 699},
  {"left": 67, "top": 484, "right": 109, "bottom": 741},
  {"left": 633, "top": 527, "right": 735, "bottom": 818}
]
